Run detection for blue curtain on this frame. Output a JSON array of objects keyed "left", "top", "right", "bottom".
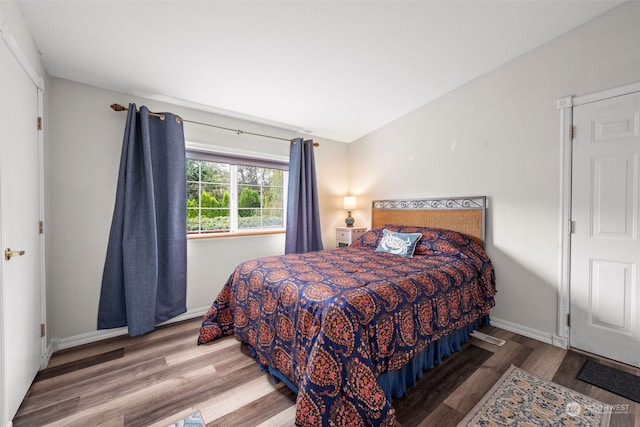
[
  {"left": 285, "top": 138, "right": 323, "bottom": 254},
  {"left": 98, "top": 104, "right": 187, "bottom": 336}
]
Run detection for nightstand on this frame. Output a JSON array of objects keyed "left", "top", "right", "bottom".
[{"left": 336, "top": 227, "right": 367, "bottom": 247}]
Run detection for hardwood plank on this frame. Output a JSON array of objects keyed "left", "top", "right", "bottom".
[
  {"left": 207, "top": 385, "right": 297, "bottom": 426},
  {"left": 28, "top": 353, "right": 167, "bottom": 396},
  {"left": 591, "top": 387, "right": 637, "bottom": 427},
  {"left": 518, "top": 337, "right": 567, "bottom": 381},
  {"left": 552, "top": 350, "right": 593, "bottom": 395},
  {"left": 417, "top": 402, "right": 464, "bottom": 427},
  {"left": 478, "top": 325, "right": 514, "bottom": 341},
  {"left": 393, "top": 344, "right": 492, "bottom": 426},
  {"left": 32, "top": 329, "right": 199, "bottom": 394},
  {"left": 12, "top": 396, "right": 80, "bottom": 427},
  {"left": 565, "top": 351, "right": 638, "bottom": 427},
  {"left": 95, "top": 415, "right": 125, "bottom": 427},
  {"left": 30, "top": 330, "right": 232, "bottom": 397},
  {"left": 12, "top": 318, "right": 638, "bottom": 427},
  {"left": 443, "top": 338, "right": 533, "bottom": 414},
  {"left": 146, "top": 408, "right": 198, "bottom": 427},
  {"left": 47, "top": 319, "right": 199, "bottom": 368},
  {"left": 123, "top": 362, "right": 264, "bottom": 426},
  {"left": 253, "top": 405, "right": 297, "bottom": 427},
  {"left": 199, "top": 375, "right": 286, "bottom": 423},
  {"left": 34, "top": 348, "right": 125, "bottom": 381},
  {"left": 165, "top": 334, "right": 238, "bottom": 365},
  {"left": 21, "top": 347, "right": 250, "bottom": 417},
  {"left": 42, "top": 365, "right": 217, "bottom": 427},
  {"left": 18, "top": 356, "right": 168, "bottom": 415}
]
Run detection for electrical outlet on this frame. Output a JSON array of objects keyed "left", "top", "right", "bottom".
[{"left": 552, "top": 335, "right": 568, "bottom": 348}]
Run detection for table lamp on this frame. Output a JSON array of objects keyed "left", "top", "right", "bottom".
[{"left": 343, "top": 196, "right": 357, "bottom": 227}]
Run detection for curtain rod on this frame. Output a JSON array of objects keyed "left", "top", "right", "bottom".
[{"left": 110, "top": 103, "right": 319, "bottom": 147}]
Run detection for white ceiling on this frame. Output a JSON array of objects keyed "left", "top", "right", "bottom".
[{"left": 18, "top": 0, "right": 622, "bottom": 143}]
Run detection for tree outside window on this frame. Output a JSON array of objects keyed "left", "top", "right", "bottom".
[{"left": 187, "top": 156, "right": 286, "bottom": 235}]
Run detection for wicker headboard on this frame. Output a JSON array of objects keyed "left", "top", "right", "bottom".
[{"left": 371, "top": 196, "right": 487, "bottom": 246}]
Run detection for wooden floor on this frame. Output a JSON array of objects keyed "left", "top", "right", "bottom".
[{"left": 13, "top": 318, "right": 640, "bottom": 427}]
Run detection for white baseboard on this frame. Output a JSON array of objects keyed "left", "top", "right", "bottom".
[
  {"left": 490, "top": 317, "right": 568, "bottom": 349},
  {"left": 41, "top": 341, "right": 54, "bottom": 369},
  {"left": 52, "top": 307, "right": 209, "bottom": 352}
]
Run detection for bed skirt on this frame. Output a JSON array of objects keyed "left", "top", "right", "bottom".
[
  {"left": 378, "top": 315, "right": 490, "bottom": 401},
  {"left": 247, "top": 314, "right": 490, "bottom": 401}
]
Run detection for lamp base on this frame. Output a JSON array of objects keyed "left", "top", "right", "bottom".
[{"left": 345, "top": 211, "right": 354, "bottom": 227}]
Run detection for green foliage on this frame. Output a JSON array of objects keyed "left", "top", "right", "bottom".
[
  {"left": 238, "top": 187, "right": 260, "bottom": 217},
  {"left": 187, "top": 159, "right": 230, "bottom": 184},
  {"left": 186, "top": 158, "right": 285, "bottom": 233},
  {"left": 187, "top": 216, "right": 230, "bottom": 232},
  {"left": 195, "top": 190, "right": 229, "bottom": 219},
  {"left": 238, "top": 215, "right": 283, "bottom": 229},
  {"left": 187, "top": 200, "right": 198, "bottom": 219}
]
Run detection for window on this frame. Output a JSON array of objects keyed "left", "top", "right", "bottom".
[{"left": 186, "top": 147, "right": 288, "bottom": 235}]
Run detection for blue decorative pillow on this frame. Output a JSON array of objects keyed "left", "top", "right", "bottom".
[{"left": 375, "top": 229, "right": 422, "bottom": 258}]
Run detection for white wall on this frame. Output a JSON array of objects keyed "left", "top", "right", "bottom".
[
  {"left": 0, "top": 1, "right": 46, "bottom": 79},
  {"left": 46, "top": 78, "right": 348, "bottom": 343},
  {"left": 40, "top": 0, "right": 640, "bottom": 347},
  {"left": 349, "top": 1, "right": 640, "bottom": 338}
]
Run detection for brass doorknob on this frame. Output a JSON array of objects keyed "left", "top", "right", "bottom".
[{"left": 5, "top": 248, "right": 25, "bottom": 261}]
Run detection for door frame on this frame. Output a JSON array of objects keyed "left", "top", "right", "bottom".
[
  {"left": 557, "top": 80, "right": 640, "bottom": 350},
  {"left": 0, "top": 19, "right": 47, "bottom": 427}
]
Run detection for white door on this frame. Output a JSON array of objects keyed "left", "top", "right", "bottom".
[
  {"left": 570, "top": 90, "right": 640, "bottom": 368},
  {"left": 0, "top": 39, "right": 44, "bottom": 425}
]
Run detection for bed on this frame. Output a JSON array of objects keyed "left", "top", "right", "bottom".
[{"left": 198, "top": 196, "right": 496, "bottom": 426}]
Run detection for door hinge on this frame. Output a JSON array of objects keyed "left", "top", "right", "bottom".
[
  {"left": 569, "top": 125, "right": 575, "bottom": 140},
  {"left": 40, "top": 323, "right": 46, "bottom": 337},
  {"left": 37, "top": 116, "right": 43, "bottom": 131},
  {"left": 567, "top": 313, "right": 571, "bottom": 328},
  {"left": 39, "top": 221, "right": 44, "bottom": 235},
  {"left": 569, "top": 220, "right": 575, "bottom": 234}
]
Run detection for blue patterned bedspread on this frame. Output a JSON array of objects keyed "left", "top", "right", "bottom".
[{"left": 198, "top": 226, "right": 496, "bottom": 426}]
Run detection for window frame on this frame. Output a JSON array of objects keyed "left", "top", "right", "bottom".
[{"left": 186, "top": 142, "right": 289, "bottom": 238}]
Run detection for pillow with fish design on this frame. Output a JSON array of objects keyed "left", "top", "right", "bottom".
[{"left": 375, "top": 229, "right": 422, "bottom": 258}]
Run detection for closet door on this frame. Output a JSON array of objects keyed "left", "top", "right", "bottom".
[
  {"left": 0, "top": 39, "right": 44, "bottom": 425},
  {"left": 570, "top": 89, "right": 640, "bottom": 368}
]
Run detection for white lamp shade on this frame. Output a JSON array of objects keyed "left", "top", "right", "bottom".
[{"left": 343, "top": 196, "right": 357, "bottom": 210}]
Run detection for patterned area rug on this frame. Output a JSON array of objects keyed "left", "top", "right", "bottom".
[
  {"left": 458, "top": 365, "right": 611, "bottom": 426},
  {"left": 166, "top": 411, "right": 205, "bottom": 427}
]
